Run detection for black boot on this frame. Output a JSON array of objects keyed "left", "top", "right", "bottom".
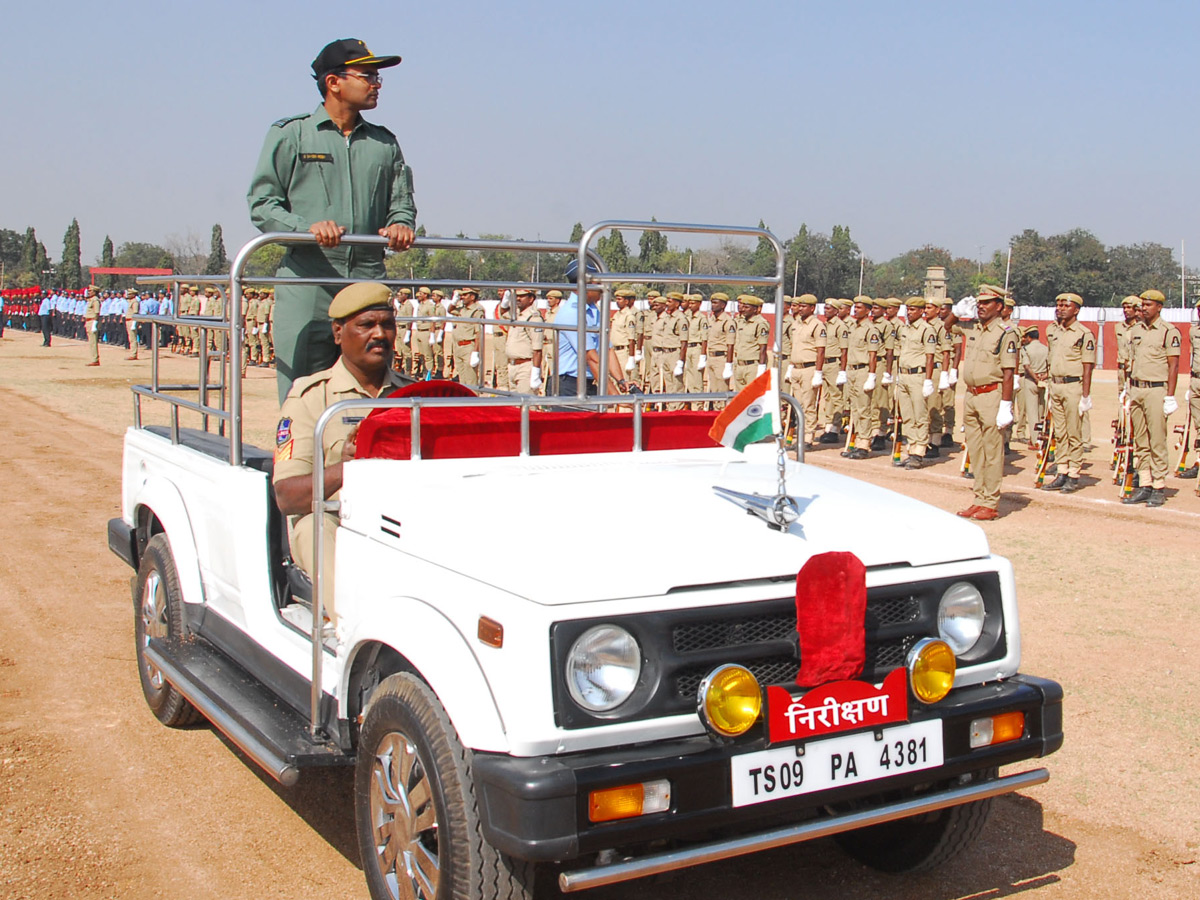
[
  {"left": 939, "top": 432, "right": 955, "bottom": 448},
  {"left": 925, "top": 444, "right": 940, "bottom": 458},
  {"left": 1043, "top": 474, "right": 1068, "bottom": 491},
  {"left": 1122, "top": 486, "right": 1152, "bottom": 504},
  {"left": 869, "top": 435, "right": 887, "bottom": 451},
  {"left": 1177, "top": 464, "right": 1198, "bottom": 479},
  {"left": 1147, "top": 488, "right": 1166, "bottom": 507},
  {"left": 818, "top": 431, "right": 840, "bottom": 444},
  {"left": 1060, "top": 476, "right": 1081, "bottom": 493}
]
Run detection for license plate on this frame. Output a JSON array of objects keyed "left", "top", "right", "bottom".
[{"left": 730, "top": 720, "right": 943, "bottom": 808}]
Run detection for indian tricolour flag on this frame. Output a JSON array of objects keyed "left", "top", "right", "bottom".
[{"left": 708, "top": 368, "right": 781, "bottom": 451}]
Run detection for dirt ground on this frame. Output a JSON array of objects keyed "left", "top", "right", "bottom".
[{"left": 1, "top": 327, "right": 1197, "bottom": 900}]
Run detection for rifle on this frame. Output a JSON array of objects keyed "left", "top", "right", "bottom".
[
  {"left": 1112, "top": 391, "right": 1132, "bottom": 486},
  {"left": 1174, "top": 402, "right": 1193, "bottom": 475},
  {"left": 1033, "top": 403, "right": 1056, "bottom": 487},
  {"left": 960, "top": 445, "right": 971, "bottom": 477},
  {"left": 891, "top": 392, "right": 904, "bottom": 466}
]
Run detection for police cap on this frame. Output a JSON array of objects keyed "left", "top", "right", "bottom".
[{"left": 328, "top": 282, "right": 393, "bottom": 320}]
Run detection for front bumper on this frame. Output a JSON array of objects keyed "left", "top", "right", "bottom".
[{"left": 473, "top": 674, "right": 1062, "bottom": 864}]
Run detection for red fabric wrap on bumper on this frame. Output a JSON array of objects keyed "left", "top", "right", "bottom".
[{"left": 794, "top": 551, "right": 867, "bottom": 688}]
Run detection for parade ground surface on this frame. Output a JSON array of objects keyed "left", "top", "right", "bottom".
[{"left": 1, "top": 327, "right": 1197, "bottom": 900}]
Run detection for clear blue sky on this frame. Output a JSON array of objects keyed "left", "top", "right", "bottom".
[{"left": 4, "top": 0, "right": 1197, "bottom": 269}]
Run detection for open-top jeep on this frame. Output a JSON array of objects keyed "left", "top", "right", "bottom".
[{"left": 108, "top": 222, "right": 1062, "bottom": 899}]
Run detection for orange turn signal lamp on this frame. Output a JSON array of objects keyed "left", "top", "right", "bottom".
[
  {"left": 969, "top": 711, "right": 1025, "bottom": 749},
  {"left": 477, "top": 616, "right": 504, "bottom": 648},
  {"left": 588, "top": 779, "right": 671, "bottom": 823}
]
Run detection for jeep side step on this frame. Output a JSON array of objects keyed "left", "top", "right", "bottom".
[{"left": 145, "top": 638, "right": 352, "bottom": 786}]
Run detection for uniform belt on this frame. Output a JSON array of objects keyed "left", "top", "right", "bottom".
[
  {"left": 737, "top": 359, "right": 759, "bottom": 365},
  {"left": 966, "top": 383, "right": 1000, "bottom": 395},
  {"left": 457, "top": 339, "right": 475, "bottom": 346},
  {"left": 795, "top": 361, "right": 817, "bottom": 368},
  {"left": 1192, "top": 370, "right": 1200, "bottom": 378},
  {"left": 1050, "top": 375, "right": 1081, "bottom": 384},
  {"left": 654, "top": 346, "right": 675, "bottom": 352},
  {"left": 1130, "top": 379, "right": 1165, "bottom": 388},
  {"left": 901, "top": 366, "right": 924, "bottom": 374},
  {"left": 688, "top": 341, "right": 703, "bottom": 346},
  {"left": 850, "top": 363, "right": 868, "bottom": 370},
  {"left": 507, "top": 357, "right": 531, "bottom": 364},
  {"left": 709, "top": 350, "right": 726, "bottom": 356}
]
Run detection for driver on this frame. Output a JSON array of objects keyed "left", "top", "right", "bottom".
[{"left": 273, "top": 282, "right": 412, "bottom": 621}]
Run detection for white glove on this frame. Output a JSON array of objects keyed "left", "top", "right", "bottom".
[
  {"left": 996, "top": 400, "right": 1014, "bottom": 429},
  {"left": 881, "top": 371, "right": 893, "bottom": 386},
  {"left": 722, "top": 362, "right": 733, "bottom": 380},
  {"left": 948, "top": 368, "right": 958, "bottom": 386},
  {"left": 1078, "top": 395, "right": 1093, "bottom": 416},
  {"left": 1185, "top": 389, "right": 1191, "bottom": 402},
  {"left": 529, "top": 366, "right": 542, "bottom": 390},
  {"left": 673, "top": 360, "right": 684, "bottom": 377},
  {"left": 923, "top": 379, "right": 935, "bottom": 398},
  {"left": 786, "top": 364, "right": 795, "bottom": 379},
  {"left": 634, "top": 352, "right": 643, "bottom": 362},
  {"left": 1164, "top": 396, "right": 1178, "bottom": 416},
  {"left": 863, "top": 373, "right": 876, "bottom": 393},
  {"left": 756, "top": 364, "right": 767, "bottom": 377},
  {"left": 698, "top": 354, "right": 707, "bottom": 370},
  {"left": 451, "top": 290, "right": 461, "bottom": 305},
  {"left": 499, "top": 290, "right": 512, "bottom": 310},
  {"left": 812, "top": 369, "right": 823, "bottom": 387},
  {"left": 624, "top": 356, "right": 636, "bottom": 372},
  {"left": 250, "top": 326, "right": 258, "bottom": 335},
  {"left": 469, "top": 351, "right": 480, "bottom": 368},
  {"left": 444, "top": 322, "right": 454, "bottom": 334},
  {"left": 939, "top": 371, "right": 951, "bottom": 391},
  {"left": 836, "top": 370, "right": 847, "bottom": 386}
]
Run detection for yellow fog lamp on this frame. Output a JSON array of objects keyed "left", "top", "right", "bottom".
[
  {"left": 906, "top": 638, "right": 957, "bottom": 705},
  {"left": 697, "top": 664, "right": 762, "bottom": 737}
]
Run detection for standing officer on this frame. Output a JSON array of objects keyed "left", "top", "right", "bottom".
[
  {"left": 243, "top": 288, "right": 261, "bottom": 367},
  {"left": 611, "top": 289, "right": 639, "bottom": 380},
  {"left": 788, "top": 294, "right": 826, "bottom": 449},
  {"left": 707, "top": 293, "right": 736, "bottom": 401},
  {"left": 450, "top": 287, "right": 485, "bottom": 386},
  {"left": 125, "top": 289, "right": 141, "bottom": 359},
  {"left": 249, "top": 37, "right": 417, "bottom": 402},
  {"left": 652, "top": 292, "right": 689, "bottom": 405},
  {"left": 1017, "top": 325, "right": 1049, "bottom": 445},
  {"left": 84, "top": 286, "right": 101, "bottom": 366},
  {"left": 841, "top": 296, "right": 881, "bottom": 459},
  {"left": 894, "top": 296, "right": 938, "bottom": 468},
  {"left": 506, "top": 288, "right": 545, "bottom": 393},
  {"left": 259, "top": 288, "right": 276, "bottom": 364},
  {"left": 684, "top": 293, "right": 709, "bottom": 400},
  {"left": 430, "top": 289, "right": 448, "bottom": 376},
  {"left": 957, "top": 285, "right": 1018, "bottom": 520},
  {"left": 1114, "top": 296, "right": 1141, "bottom": 395},
  {"left": 1179, "top": 295, "right": 1200, "bottom": 478},
  {"left": 732, "top": 295, "right": 769, "bottom": 390},
  {"left": 395, "top": 287, "right": 414, "bottom": 375},
  {"left": 1042, "top": 293, "right": 1096, "bottom": 493},
  {"left": 818, "top": 298, "right": 849, "bottom": 442},
  {"left": 1124, "top": 289, "right": 1182, "bottom": 506},
  {"left": 637, "top": 290, "right": 659, "bottom": 389}
]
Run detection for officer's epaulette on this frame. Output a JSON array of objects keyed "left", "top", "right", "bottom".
[{"left": 272, "top": 113, "right": 310, "bottom": 128}]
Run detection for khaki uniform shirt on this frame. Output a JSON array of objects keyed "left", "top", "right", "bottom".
[
  {"left": 687, "top": 310, "right": 709, "bottom": 348},
  {"left": 962, "top": 318, "right": 1019, "bottom": 388},
  {"left": 789, "top": 315, "right": 826, "bottom": 365},
  {"left": 1190, "top": 326, "right": 1200, "bottom": 377},
  {"left": 711, "top": 312, "right": 736, "bottom": 355},
  {"left": 896, "top": 319, "right": 938, "bottom": 369},
  {"left": 780, "top": 314, "right": 795, "bottom": 359},
  {"left": 398, "top": 299, "right": 414, "bottom": 340},
  {"left": 507, "top": 306, "right": 545, "bottom": 359},
  {"left": 846, "top": 319, "right": 882, "bottom": 368},
  {"left": 655, "top": 309, "right": 688, "bottom": 350},
  {"left": 876, "top": 316, "right": 897, "bottom": 369},
  {"left": 414, "top": 299, "right": 436, "bottom": 331},
  {"left": 273, "top": 357, "right": 408, "bottom": 491},
  {"left": 638, "top": 308, "right": 655, "bottom": 348},
  {"left": 1046, "top": 321, "right": 1097, "bottom": 377},
  {"left": 928, "top": 318, "right": 950, "bottom": 366},
  {"left": 85, "top": 297, "right": 101, "bottom": 320},
  {"left": 1114, "top": 320, "right": 1134, "bottom": 370},
  {"left": 451, "top": 302, "right": 485, "bottom": 343},
  {"left": 256, "top": 297, "right": 272, "bottom": 325},
  {"left": 733, "top": 314, "right": 770, "bottom": 362},
  {"left": 244, "top": 296, "right": 260, "bottom": 327},
  {"left": 612, "top": 307, "right": 638, "bottom": 349},
  {"left": 1021, "top": 340, "right": 1049, "bottom": 378},
  {"left": 1129, "top": 316, "right": 1182, "bottom": 382}
]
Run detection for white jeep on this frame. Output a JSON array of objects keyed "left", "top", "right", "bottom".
[{"left": 108, "top": 224, "right": 1062, "bottom": 900}]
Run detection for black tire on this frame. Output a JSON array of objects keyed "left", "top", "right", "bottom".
[
  {"left": 355, "top": 673, "right": 537, "bottom": 900},
  {"left": 833, "top": 770, "right": 996, "bottom": 873},
  {"left": 133, "top": 533, "right": 201, "bottom": 727}
]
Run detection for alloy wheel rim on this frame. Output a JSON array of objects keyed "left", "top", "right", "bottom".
[
  {"left": 140, "top": 571, "right": 167, "bottom": 690},
  {"left": 369, "top": 730, "right": 440, "bottom": 900}
]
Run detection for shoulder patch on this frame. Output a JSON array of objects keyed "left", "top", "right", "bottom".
[
  {"left": 276, "top": 418, "right": 292, "bottom": 446},
  {"left": 271, "top": 113, "right": 309, "bottom": 128}
]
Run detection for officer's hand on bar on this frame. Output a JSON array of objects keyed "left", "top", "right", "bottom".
[
  {"left": 380, "top": 224, "right": 415, "bottom": 251},
  {"left": 310, "top": 220, "right": 345, "bottom": 247}
]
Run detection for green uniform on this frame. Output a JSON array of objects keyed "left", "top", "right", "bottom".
[{"left": 248, "top": 104, "right": 417, "bottom": 401}]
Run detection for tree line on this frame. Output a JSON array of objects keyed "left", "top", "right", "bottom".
[{"left": 1, "top": 217, "right": 1191, "bottom": 307}]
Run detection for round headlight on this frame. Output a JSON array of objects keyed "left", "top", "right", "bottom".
[
  {"left": 698, "top": 665, "right": 762, "bottom": 737},
  {"left": 938, "top": 581, "right": 986, "bottom": 656},
  {"left": 566, "top": 625, "right": 642, "bottom": 712},
  {"left": 907, "top": 638, "right": 957, "bottom": 704}
]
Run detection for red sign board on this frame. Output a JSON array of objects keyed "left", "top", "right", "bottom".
[{"left": 766, "top": 668, "right": 908, "bottom": 744}]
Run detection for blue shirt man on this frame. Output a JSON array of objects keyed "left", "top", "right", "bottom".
[{"left": 553, "top": 259, "right": 630, "bottom": 397}]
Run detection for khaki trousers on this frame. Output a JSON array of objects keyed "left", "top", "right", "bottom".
[
  {"left": 1018, "top": 376, "right": 1044, "bottom": 442},
  {"left": 848, "top": 368, "right": 872, "bottom": 442},
  {"left": 684, "top": 346, "right": 704, "bottom": 393},
  {"left": 1049, "top": 380, "right": 1085, "bottom": 477},
  {"left": 928, "top": 371, "right": 945, "bottom": 433},
  {"left": 963, "top": 388, "right": 1004, "bottom": 509},
  {"left": 734, "top": 361, "right": 759, "bottom": 391},
  {"left": 126, "top": 322, "right": 139, "bottom": 357},
  {"left": 413, "top": 330, "right": 432, "bottom": 376},
  {"left": 453, "top": 342, "right": 479, "bottom": 386},
  {"left": 820, "top": 361, "right": 844, "bottom": 428},
  {"left": 290, "top": 512, "right": 340, "bottom": 619},
  {"left": 870, "top": 379, "right": 892, "bottom": 436},
  {"left": 897, "top": 373, "right": 930, "bottom": 457},
  {"left": 1190, "top": 375, "right": 1200, "bottom": 448},
  {"left": 86, "top": 320, "right": 99, "bottom": 362},
  {"left": 508, "top": 359, "right": 532, "bottom": 394},
  {"left": 1130, "top": 383, "right": 1168, "bottom": 488},
  {"left": 788, "top": 365, "right": 820, "bottom": 444}
]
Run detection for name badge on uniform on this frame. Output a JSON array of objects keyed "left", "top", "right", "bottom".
[{"left": 300, "top": 153, "right": 333, "bottom": 163}]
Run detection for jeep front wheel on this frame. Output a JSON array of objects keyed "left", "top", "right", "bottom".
[{"left": 355, "top": 673, "right": 537, "bottom": 900}]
